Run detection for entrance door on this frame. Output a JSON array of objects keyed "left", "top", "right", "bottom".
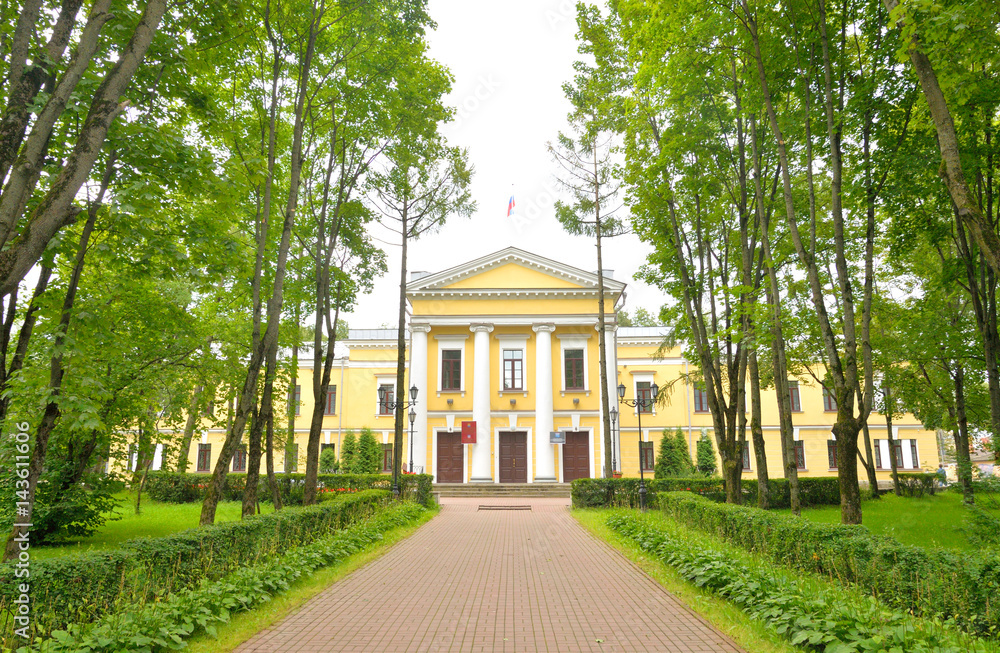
[
  {"left": 437, "top": 432, "right": 463, "bottom": 483},
  {"left": 563, "top": 431, "right": 591, "bottom": 482},
  {"left": 499, "top": 431, "right": 528, "bottom": 483}
]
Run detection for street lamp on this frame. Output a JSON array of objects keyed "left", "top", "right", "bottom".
[
  {"left": 609, "top": 406, "right": 619, "bottom": 475},
  {"left": 408, "top": 406, "right": 417, "bottom": 473},
  {"left": 378, "top": 383, "right": 419, "bottom": 496},
  {"left": 618, "top": 381, "right": 658, "bottom": 511}
]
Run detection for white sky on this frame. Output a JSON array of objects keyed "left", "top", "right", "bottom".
[{"left": 344, "top": 0, "right": 663, "bottom": 329}]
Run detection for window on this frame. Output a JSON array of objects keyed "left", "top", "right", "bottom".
[
  {"left": 324, "top": 385, "right": 337, "bottom": 415},
  {"left": 875, "top": 440, "right": 883, "bottom": 469},
  {"left": 378, "top": 384, "right": 394, "bottom": 415},
  {"left": 503, "top": 349, "right": 524, "bottom": 390},
  {"left": 640, "top": 441, "right": 654, "bottom": 471},
  {"left": 788, "top": 381, "right": 802, "bottom": 412},
  {"left": 828, "top": 440, "right": 838, "bottom": 469},
  {"left": 197, "top": 443, "right": 211, "bottom": 472},
  {"left": 292, "top": 385, "right": 301, "bottom": 416},
  {"left": 442, "top": 350, "right": 462, "bottom": 391},
  {"left": 203, "top": 401, "right": 215, "bottom": 417},
  {"left": 321, "top": 443, "right": 335, "bottom": 453},
  {"left": 565, "top": 349, "right": 584, "bottom": 391},
  {"left": 910, "top": 440, "right": 919, "bottom": 468},
  {"left": 285, "top": 444, "right": 298, "bottom": 473},
  {"left": 693, "top": 385, "right": 709, "bottom": 413},
  {"left": 794, "top": 441, "right": 805, "bottom": 470},
  {"left": 637, "top": 381, "right": 653, "bottom": 414},
  {"left": 742, "top": 442, "right": 751, "bottom": 471},
  {"left": 232, "top": 447, "right": 246, "bottom": 472},
  {"left": 822, "top": 386, "right": 837, "bottom": 412},
  {"left": 381, "top": 443, "right": 393, "bottom": 473},
  {"left": 894, "top": 439, "right": 904, "bottom": 469}
]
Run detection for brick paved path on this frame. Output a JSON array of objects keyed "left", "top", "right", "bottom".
[{"left": 236, "top": 498, "right": 743, "bottom": 652}]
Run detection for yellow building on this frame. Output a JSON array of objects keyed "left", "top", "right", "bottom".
[{"left": 178, "top": 247, "right": 941, "bottom": 484}]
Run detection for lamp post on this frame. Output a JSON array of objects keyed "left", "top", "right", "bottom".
[
  {"left": 609, "top": 406, "right": 619, "bottom": 476},
  {"left": 618, "top": 381, "right": 658, "bottom": 511},
  {"left": 408, "top": 406, "right": 417, "bottom": 473},
  {"left": 377, "top": 383, "right": 419, "bottom": 497}
]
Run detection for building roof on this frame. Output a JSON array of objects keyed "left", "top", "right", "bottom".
[{"left": 406, "top": 247, "right": 627, "bottom": 300}]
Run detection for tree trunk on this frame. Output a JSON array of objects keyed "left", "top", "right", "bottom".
[
  {"left": 954, "top": 363, "right": 974, "bottom": 504},
  {"left": 594, "top": 146, "right": 614, "bottom": 478},
  {"left": 265, "top": 406, "right": 281, "bottom": 509},
  {"left": 393, "top": 209, "right": 408, "bottom": 494},
  {"left": 882, "top": 0, "right": 1000, "bottom": 278},
  {"left": 203, "top": 3, "right": 317, "bottom": 525},
  {"left": 0, "top": 0, "right": 169, "bottom": 297},
  {"left": 884, "top": 383, "right": 901, "bottom": 496},
  {"left": 749, "top": 350, "right": 769, "bottom": 509},
  {"left": 749, "top": 113, "right": 800, "bottom": 515},
  {"left": 176, "top": 385, "right": 204, "bottom": 473}
]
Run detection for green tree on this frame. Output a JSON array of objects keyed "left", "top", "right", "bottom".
[
  {"left": 319, "top": 447, "right": 338, "bottom": 474},
  {"left": 654, "top": 428, "right": 692, "bottom": 478},
  {"left": 357, "top": 428, "right": 382, "bottom": 475},
  {"left": 697, "top": 433, "right": 717, "bottom": 476},
  {"left": 341, "top": 431, "right": 358, "bottom": 473}
]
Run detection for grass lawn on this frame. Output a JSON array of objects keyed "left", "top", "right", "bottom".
[
  {"left": 800, "top": 490, "right": 1000, "bottom": 551},
  {"left": 574, "top": 509, "right": 801, "bottom": 653},
  {"left": 31, "top": 491, "right": 274, "bottom": 561}
]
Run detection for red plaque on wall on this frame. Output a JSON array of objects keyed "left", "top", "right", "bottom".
[{"left": 461, "top": 420, "right": 476, "bottom": 444}]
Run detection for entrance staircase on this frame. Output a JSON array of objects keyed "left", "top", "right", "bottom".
[{"left": 432, "top": 482, "right": 572, "bottom": 498}]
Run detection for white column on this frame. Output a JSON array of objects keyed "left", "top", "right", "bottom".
[
  {"left": 470, "top": 324, "right": 494, "bottom": 482},
  {"left": 605, "top": 323, "right": 619, "bottom": 477},
  {"left": 410, "top": 324, "right": 430, "bottom": 474},
  {"left": 533, "top": 324, "right": 557, "bottom": 481}
]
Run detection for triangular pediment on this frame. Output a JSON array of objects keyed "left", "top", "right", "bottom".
[{"left": 408, "top": 247, "right": 626, "bottom": 295}]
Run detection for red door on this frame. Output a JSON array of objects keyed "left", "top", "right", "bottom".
[
  {"left": 437, "top": 432, "right": 464, "bottom": 483},
  {"left": 563, "top": 431, "right": 591, "bottom": 482}
]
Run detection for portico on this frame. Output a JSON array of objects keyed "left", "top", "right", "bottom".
[{"left": 404, "top": 247, "right": 625, "bottom": 484}]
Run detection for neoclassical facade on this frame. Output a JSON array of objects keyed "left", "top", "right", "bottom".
[{"left": 177, "top": 247, "right": 942, "bottom": 483}]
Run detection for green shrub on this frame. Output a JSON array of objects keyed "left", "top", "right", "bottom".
[
  {"left": 696, "top": 433, "right": 716, "bottom": 475},
  {"left": 654, "top": 428, "right": 692, "bottom": 478},
  {"left": 657, "top": 491, "right": 1000, "bottom": 638},
  {"left": 141, "top": 471, "right": 434, "bottom": 507},
  {"left": 570, "top": 477, "right": 840, "bottom": 509},
  {"left": 319, "top": 447, "right": 339, "bottom": 473},
  {"left": 341, "top": 430, "right": 358, "bottom": 472},
  {"left": 897, "top": 472, "right": 938, "bottom": 497},
  {"left": 609, "top": 512, "right": 992, "bottom": 653},
  {"left": 357, "top": 427, "right": 381, "bottom": 474},
  {"left": 964, "top": 506, "right": 1000, "bottom": 549},
  {"left": 0, "top": 490, "right": 391, "bottom": 641}
]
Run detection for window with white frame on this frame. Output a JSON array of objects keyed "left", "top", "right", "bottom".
[
  {"left": 496, "top": 335, "right": 528, "bottom": 393},
  {"left": 559, "top": 335, "right": 590, "bottom": 393},
  {"left": 435, "top": 335, "right": 468, "bottom": 393}
]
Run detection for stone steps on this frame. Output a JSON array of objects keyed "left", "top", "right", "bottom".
[{"left": 432, "top": 483, "right": 572, "bottom": 498}]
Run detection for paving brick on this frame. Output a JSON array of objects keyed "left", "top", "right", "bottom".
[{"left": 236, "top": 497, "right": 744, "bottom": 652}]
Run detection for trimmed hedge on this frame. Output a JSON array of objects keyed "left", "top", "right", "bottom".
[
  {"left": 26, "top": 503, "right": 429, "bottom": 652},
  {"left": 609, "top": 512, "right": 991, "bottom": 653},
  {"left": 0, "top": 490, "right": 390, "bottom": 639},
  {"left": 658, "top": 491, "right": 1000, "bottom": 637},
  {"left": 143, "top": 471, "right": 434, "bottom": 507},
  {"left": 570, "top": 476, "right": 841, "bottom": 509}
]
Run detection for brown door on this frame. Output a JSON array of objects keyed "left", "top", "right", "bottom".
[
  {"left": 499, "top": 431, "right": 528, "bottom": 483},
  {"left": 437, "top": 432, "right": 463, "bottom": 483},
  {"left": 563, "top": 431, "right": 591, "bottom": 482}
]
